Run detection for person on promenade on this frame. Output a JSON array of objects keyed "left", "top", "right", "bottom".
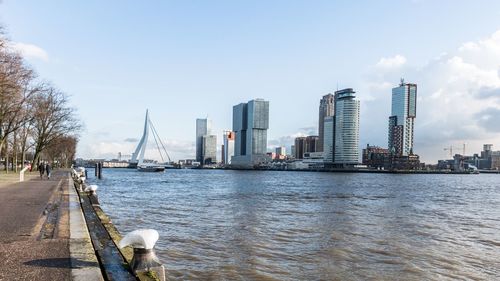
[
  {"left": 45, "top": 162, "right": 51, "bottom": 180},
  {"left": 38, "top": 161, "right": 45, "bottom": 179}
]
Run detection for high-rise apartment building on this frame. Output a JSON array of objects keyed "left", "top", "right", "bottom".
[
  {"left": 323, "top": 116, "right": 334, "bottom": 162},
  {"left": 388, "top": 79, "right": 417, "bottom": 156},
  {"left": 222, "top": 130, "right": 235, "bottom": 165},
  {"left": 231, "top": 99, "right": 270, "bottom": 168},
  {"left": 202, "top": 135, "right": 217, "bottom": 164},
  {"left": 334, "top": 88, "right": 360, "bottom": 165},
  {"left": 294, "top": 136, "right": 319, "bottom": 159},
  {"left": 196, "top": 118, "right": 211, "bottom": 163},
  {"left": 294, "top": 137, "right": 306, "bottom": 159},
  {"left": 305, "top": 136, "right": 319, "bottom": 154},
  {"left": 318, "top": 93, "right": 334, "bottom": 152}
]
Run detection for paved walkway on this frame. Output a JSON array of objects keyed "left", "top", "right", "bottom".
[{"left": 0, "top": 170, "right": 100, "bottom": 281}]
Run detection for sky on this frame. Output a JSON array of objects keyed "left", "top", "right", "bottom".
[{"left": 1, "top": 0, "right": 500, "bottom": 163}]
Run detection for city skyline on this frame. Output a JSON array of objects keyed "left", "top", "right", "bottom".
[{"left": 2, "top": 1, "right": 500, "bottom": 163}]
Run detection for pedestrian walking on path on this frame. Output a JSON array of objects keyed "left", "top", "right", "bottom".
[
  {"left": 45, "top": 162, "right": 52, "bottom": 179},
  {"left": 38, "top": 162, "right": 45, "bottom": 179}
]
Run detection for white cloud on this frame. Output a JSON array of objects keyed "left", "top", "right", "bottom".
[
  {"left": 362, "top": 29, "right": 500, "bottom": 163},
  {"left": 9, "top": 42, "right": 49, "bottom": 61},
  {"left": 458, "top": 41, "right": 480, "bottom": 52},
  {"left": 269, "top": 126, "right": 317, "bottom": 151},
  {"left": 456, "top": 29, "right": 500, "bottom": 70},
  {"left": 375, "top": 54, "right": 407, "bottom": 69}
]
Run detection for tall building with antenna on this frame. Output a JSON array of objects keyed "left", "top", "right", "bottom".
[{"left": 388, "top": 79, "right": 417, "bottom": 156}]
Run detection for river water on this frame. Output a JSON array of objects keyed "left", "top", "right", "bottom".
[{"left": 95, "top": 169, "right": 500, "bottom": 280}]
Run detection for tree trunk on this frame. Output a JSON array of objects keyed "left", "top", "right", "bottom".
[
  {"left": 20, "top": 128, "right": 28, "bottom": 171},
  {"left": 0, "top": 139, "right": 3, "bottom": 163},
  {"left": 32, "top": 144, "right": 42, "bottom": 171},
  {"left": 4, "top": 140, "right": 8, "bottom": 172},
  {"left": 14, "top": 132, "right": 18, "bottom": 172}
]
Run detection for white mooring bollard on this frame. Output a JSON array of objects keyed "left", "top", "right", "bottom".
[
  {"left": 84, "top": 184, "right": 98, "bottom": 195},
  {"left": 119, "top": 229, "right": 165, "bottom": 281}
]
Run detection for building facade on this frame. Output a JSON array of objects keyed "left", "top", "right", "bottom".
[
  {"left": 305, "top": 136, "right": 319, "bottom": 154},
  {"left": 294, "top": 137, "right": 306, "bottom": 159},
  {"left": 294, "top": 136, "right": 319, "bottom": 159},
  {"left": 388, "top": 79, "right": 417, "bottom": 156},
  {"left": 323, "top": 116, "right": 335, "bottom": 163},
  {"left": 318, "top": 93, "right": 334, "bottom": 152},
  {"left": 362, "top": 144, "right": 390, "bottom": 169},
  {"left": 222, "top": 130, "right": 235, "bottom": 165},
  {"left": 231, "top": 99, "right": 270, "bottom": 168},
  {"left": 334, "top": 88, "right": 360, "bottom": 165},
  {"left": 275, "top": 146, "right": 286, "bottom": 157},
  {"left": 202, "top": 135, "right": 217, "bottom": 165},
  {"left": 196, "top": 118, "right": 211, "bottom": 163}
]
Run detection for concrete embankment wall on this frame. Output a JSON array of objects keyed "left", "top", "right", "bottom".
[{"left": 71, "top": 178, "right": 159, "bottom": 281}]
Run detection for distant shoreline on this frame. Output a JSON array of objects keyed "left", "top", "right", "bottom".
[{"left": 79, "top": 166, "right": 499, "bottom": 175}]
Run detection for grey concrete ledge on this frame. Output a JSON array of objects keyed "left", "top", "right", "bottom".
[{"left": 68, "top": 176, "right": 104, "bottom": 281}]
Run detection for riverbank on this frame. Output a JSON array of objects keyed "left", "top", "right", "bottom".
[
  {"left": 220, "top": 166, "right": 479, "bottom": 174},
  {"left": 96, "top": 165, "right": 481, "bottom": 174}
]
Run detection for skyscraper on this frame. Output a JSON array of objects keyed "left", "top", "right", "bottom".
[
  {"left": 318, "top": 93, "right": 334, "bottom": 152},
  {"left": 231, "top": 99, "right": 269, "bottom": 168},
  {"left": 222, "top": 130, "right": 235, "bottom": 165},
  {"left": 294, "top": 137, "right": 306, "bottom": 159},
  {"left": 202, "top": 135, "right": 217, "bottom": 164},
  {"left": 334, "top": 88, "right": 360, "bottom": 165},
  {"left": 388, "top": 79, "right": 417, "bottom": 156},
  {"left": 294, "top": 136, "right": 319, "bottom": 159},
  {"left": 305, "top": 136, "right": 319, "bottom": 154},
  {"left": 196, "top": 118, "right": 211, "bottom": 163}
]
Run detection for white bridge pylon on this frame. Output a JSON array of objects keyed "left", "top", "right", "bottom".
[{"left": 130, "top": 110, "right": 171, "bottom": 165}]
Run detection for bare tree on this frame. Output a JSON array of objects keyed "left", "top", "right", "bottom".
[
  {"left": 0, "top": 46, "right": 36, "bottom": 160},
  {"left": 0, "top": 23, "right": 82, "bottom": 169},
  {"left": 0, "top": 24, "right": 6, "bottom": 49},
  {"left": 44, "top": 135, "right": 77, "bottom": 168},
  {"left": 17, "top": 117, "right": 34, "bottom": 166},
  {"left": 30, "top": 86, "right": 82, "bottom": 166}
]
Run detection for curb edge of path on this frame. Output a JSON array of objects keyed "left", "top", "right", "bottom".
[{"left": 68, "top": 176, "right": 104, "bottom": 281}]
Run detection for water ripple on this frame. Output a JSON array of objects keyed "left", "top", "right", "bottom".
[{"left": 95, "top": 169, "right": 500, "bottom": 280}]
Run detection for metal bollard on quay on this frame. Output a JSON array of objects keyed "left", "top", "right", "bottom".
[{"left": 119, "top": 229, "right": 165, "bottom": 281}]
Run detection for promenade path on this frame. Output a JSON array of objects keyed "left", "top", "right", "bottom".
[{"left": 0, "top": 170, "right": 71, "bottom": 281}]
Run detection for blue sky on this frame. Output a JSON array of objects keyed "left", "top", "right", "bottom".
[{"left": 2, "top": 1, "right": 500, "bottom": 163}]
